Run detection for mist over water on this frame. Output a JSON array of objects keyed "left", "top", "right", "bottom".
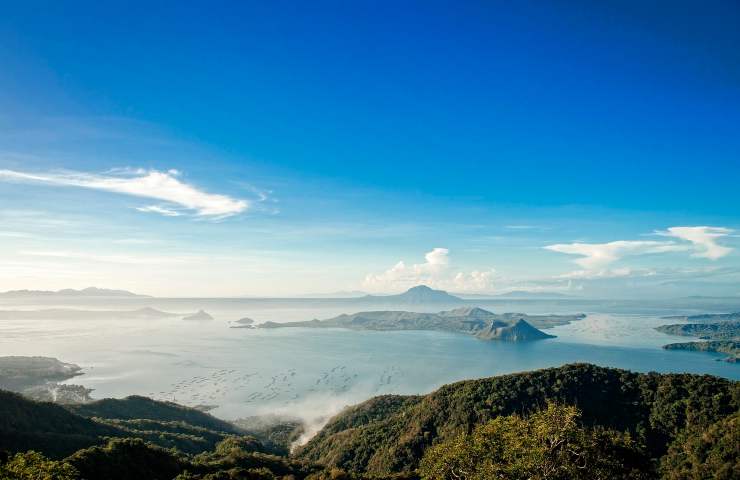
[{"left": 1, "top": 297, "right": 738, "bottom": 436}]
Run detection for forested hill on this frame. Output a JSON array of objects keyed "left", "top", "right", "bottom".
[
  {"left": 295, "top": 363, "right": 739, "bottom": 477},
  {"left": 1, "top": 364, "right": 738, "bottom": 479}
]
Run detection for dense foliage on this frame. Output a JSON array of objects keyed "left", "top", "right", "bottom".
[
  {"left": 660, "top": 411, "right": 739, "bottom": 479},
  {"left": 68, "top": 396, "right": 240, "bottom": 434},
  {"left": 296, "top": 364, "right": 739, "bottom": 477},
  {"left": 0, "top": 451, "right": 78, "bottom": 480},
  {"left": 418, "top": 403, "right": 651, "bottom": 480}
]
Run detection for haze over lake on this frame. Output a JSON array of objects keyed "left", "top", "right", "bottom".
[{"left": 2, "top": 296, "right": 737, "bottom": 431}]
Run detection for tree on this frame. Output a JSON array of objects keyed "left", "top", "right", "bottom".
[
  {"left": 418, "top": 402, "right": 650, "bottom": 480},
  {"left": 0, "top": 451, "right": 78, "bottom": 480},
  {"left": 660, "top": 411, "right": 740, "bottom": 480}
]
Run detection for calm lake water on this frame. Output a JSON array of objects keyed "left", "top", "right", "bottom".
[{"left": 1, "top": 297, "right": 737, "bottom": 429}]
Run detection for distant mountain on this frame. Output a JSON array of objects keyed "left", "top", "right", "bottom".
[
  {"left": 0, "top": 307, "right": 179, "bottom": 320},
  {"left": 0, "top": 287, "right": 149, "bottom": 298},
  {"left": 362, "top": 285, "right": 463, "bottom": 304},
  {"left": 259, "top": 306, "right": 580, "bottom": 342}
]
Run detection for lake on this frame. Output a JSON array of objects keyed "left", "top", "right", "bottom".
[{"left": 0, "top": 296, "right": 737, "bottom": 433}]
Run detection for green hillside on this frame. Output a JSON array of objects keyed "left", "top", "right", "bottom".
[
  {"left": 295, "top": 363, "right": 739, "bottom": 477},
  {"left": 0, "top": 364, "right": 737, "bottom": 479}
]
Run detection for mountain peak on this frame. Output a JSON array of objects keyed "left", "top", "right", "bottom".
[
  {"left": 406, "top": 285, "right": 434, "bottom": 293},
  {"left": 397, "top": 285, "right": 462, "bottom": 303}
]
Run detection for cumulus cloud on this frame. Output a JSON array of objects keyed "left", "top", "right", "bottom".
[
  {"left": 0, "top": 168, "right": 248, "bottom": 218},
  {"left": 658, "top": 226, "right": 733, "bottom": 260},
  {"left": 363, "top": 248, "right": 495, "bottom": 293},
  {"left": 544, "top": 240, "right": 684, "bottom": 270},
  {"left": 545, "top": 226, "right": 735, "bottom": 280}
]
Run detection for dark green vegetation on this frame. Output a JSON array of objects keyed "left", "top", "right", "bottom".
[
  {"left": 1, "top": 364, "right": 738, "bottom": 479},
  {"left": 419, "top": 402, "right": 652, "bottom": 479},
  {"left": 0, "top": 391, "right": 352, "bottom": 479},
  {"left": 259, "top": 307, "right": 582, "bottom": 342},
  {"left": 296, "top": 364, "right": 739, "bottom": 478},
  {"left": 656, "top": 318, "right": 740, "bottom": 362},
  {"left": 0, "top": 389, "right": 243, "bottom": 457}
]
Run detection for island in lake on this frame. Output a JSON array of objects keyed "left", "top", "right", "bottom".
[
  {"left": 258, "top": 306, "right": 585, "bottom": 342},
  {"left": 230, "top": 317, "right": 255, "bottom": 329},
  {"left": 183, "top": 309, "right": 215, "bottom": 321},
  {"left": 656, "top": 313, "right": 740, "bottom": 362}
]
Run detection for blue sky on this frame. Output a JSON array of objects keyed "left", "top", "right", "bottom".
[{"left": 0, "top": 1, "right": 738, "bottom": 296}]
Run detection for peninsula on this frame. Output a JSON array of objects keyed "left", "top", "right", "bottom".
[{"left": 656, "top": 316, "right": 740, "bottom": 362}]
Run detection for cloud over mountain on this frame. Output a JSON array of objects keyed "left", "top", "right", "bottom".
[{"left": 363, "top": 248, "right": 495, "bottom": 293}]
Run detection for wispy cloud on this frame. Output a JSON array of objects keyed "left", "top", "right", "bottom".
[
  {"left": 0, "top": 168, "right": 248, "bottom": 218},
  {"left": 544, "top": 240, "right": 684, "bottom": 270},
  {"left": 657, "top": 226, "right": 733, "bottom": 260},
  {"left": 136, "top": 205, "right": 183, "bottom": 217},
  {"left": 363, "top": 248, "right": 496, "bottom": 293},
  {"left": 545, "top": 225, "right": 735, "bottom": 281}
]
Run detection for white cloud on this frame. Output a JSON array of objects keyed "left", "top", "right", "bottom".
[
  {"left": 544, "top": 240, "right": 684, "bottom": 270},
  {"left": 452, "top": 270, "right": 496, "bottom": 292},
  {"left": 363, "top": 248, "right": 495, "bottom": 293},
  {"left": 0, "top": 168, "right": 248, "bottom": 218},
  {"left": 556, "top": 267, "right": 657, "bottom": 279},
  {"left": 136, "top": 205, "right": 183, "bottom": 217},
  {"left": 658, "top": 226, "right": 733, "bottom": 260}
]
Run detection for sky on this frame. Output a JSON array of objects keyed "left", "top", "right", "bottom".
[{"left": 0, "top": 1, "right": 739, "bottom": 297}]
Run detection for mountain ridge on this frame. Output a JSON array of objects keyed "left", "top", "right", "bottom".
[{"left": 0, "top": 287, "right": 149, "bottom": 298}]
